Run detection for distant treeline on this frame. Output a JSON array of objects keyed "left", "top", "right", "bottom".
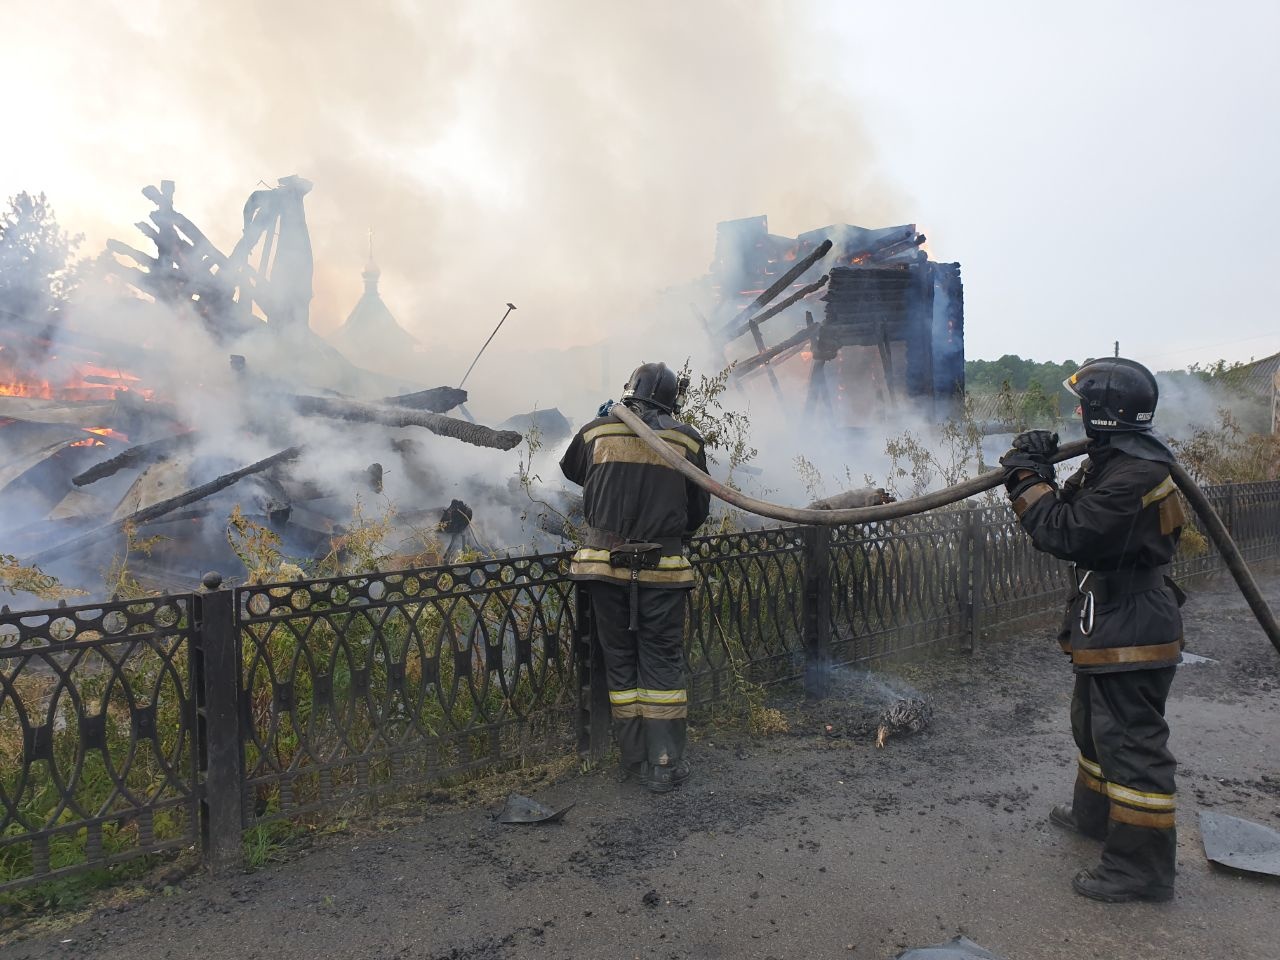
[
  {"left": 965, "top": 356, "right": 1079, "bottom": 398},
  {"left": 965, "top": 354, "right": 1253, "bottom": 397},
  {"left": 965, "top": 354, "right": 1272, "bottom": 435}
]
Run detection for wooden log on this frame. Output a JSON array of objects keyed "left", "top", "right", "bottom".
[
  {"left": 71, "top": 432, "right": 197, "bottom": 487},
  {"left": 724, "top": 274, "right": 829, "bottom": 343},
  {"left": 29, "top": 446, "right": 303, "bottom": 565},
  {"left": 731, "top": 324, "right": 815, "bottom": 379},
  {"left": 383, "top": 386, "right": 468, "bottom": 413},
  {"left": 719, "top": 238, "right": 833, "bottom": 341},
  {"left": 291, "top": 395, "right": 522, "bottom": 450}
]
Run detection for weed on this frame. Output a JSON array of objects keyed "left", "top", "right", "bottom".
[
  {"left": 101, "top": 522, "right": 165, "bottom": 599},
  {"left": 0, "top": 555, "right": 81, "bottom": 602},
  {"left": 242, "top": 821, "right": 305, "bottom": 869}
]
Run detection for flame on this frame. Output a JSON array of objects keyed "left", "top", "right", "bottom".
[
  {"left": 0, "top": 379, "right": 54, "bottom": 399},
  {"left": 69, "top": 426, "right": 129, "bottom": 448},
  {"left": 0, "top": 359, "right": 154, "bottom": 402}
]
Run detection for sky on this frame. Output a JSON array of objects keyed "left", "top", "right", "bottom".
[{"left": 2, "top": 0, "right": 1278, "bottom": 395}]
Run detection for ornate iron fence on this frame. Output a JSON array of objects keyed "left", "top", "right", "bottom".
[
  {"left": 233, "top": 556, "right": 579, "bottom": 827},
  {"left": 1, "top": 480, "right": 1276, "bottom": 890},
  {"left": 828, "top": 512, "right": 972, "bottom": 666},
  {"left": 0, "top": 596, "right": 198, "bottom": 891},
  {"left": 973, "top": 504, "right": 1073, "bottom": 631},
  {"left": 686, "top": 527, "right": 807, "bottom": 701}
]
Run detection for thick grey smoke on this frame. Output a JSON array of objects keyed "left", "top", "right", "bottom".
[{"left": 5, "top": 0, "right": 906, "bottom": 419}]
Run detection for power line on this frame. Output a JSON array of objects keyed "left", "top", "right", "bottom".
[{"left": 1145, "top": 332, "right": 1280, "bottom": 362}]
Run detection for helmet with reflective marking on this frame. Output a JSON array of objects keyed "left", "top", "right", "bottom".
[{"left": 1063, "top": 357, "right": 1158, "bottom": 434}]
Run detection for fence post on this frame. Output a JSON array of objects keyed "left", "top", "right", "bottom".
[
  {"left": 802, "top": 526, "right": 831, "bottom": 699},
  {"left": 968, "top": 507, "right": 986, "bottom": 651},
  {"left": 193, "top": 572, "right": 244, "bottom": 874},
  {"left": 574, "top": 584, "right": 610, "bottom": 763},
  {"left": 957, "top": 504, "right": 972, "bottom": 649}
]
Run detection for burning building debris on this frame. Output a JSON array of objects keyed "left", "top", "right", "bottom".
[
  {"left": 709, "top": 216, "right": 964, "bottom": 424},
  {"left": 0, "top": 177, "right": 551, "bottom": 597}
]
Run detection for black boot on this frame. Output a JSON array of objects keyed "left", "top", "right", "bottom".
[
  {"left": 617, "top": 760, "right": 650, "bottom": 784},
  {"left": 1072, "top": 868, "right": 1174, "bottom": 903},
  {"left": 1050, "top": 804, "right": 1107, "bottom": 841},
  {"left": 646, "top": 758, "right": 691, "bottom": 794}
]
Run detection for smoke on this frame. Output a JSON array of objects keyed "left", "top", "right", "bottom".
[
  {"left": 5, "top": 0, "right": 905, "bottom": 419},
  {"left": 1153, "top": 370, "right": 1268, "bottom": 440},
  {"left": 0, "top": 1, "right": 938, "bottom": 597}
]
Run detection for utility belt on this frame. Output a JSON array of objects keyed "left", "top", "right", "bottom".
[
  {"left": 1074, "top": 565, "right": 1183, "bottom": 637},
  {"left": 582, "top": 528, "right": 689, "bottom": 631}
]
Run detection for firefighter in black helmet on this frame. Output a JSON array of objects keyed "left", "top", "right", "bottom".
[
  {"left": 560, "top": 362, "right": 710, "bottom": 792},
  {"left": 1000, "top": 357, "right": 1186, "bottom": 902}
]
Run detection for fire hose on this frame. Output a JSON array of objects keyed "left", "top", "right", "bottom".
[{"left": 608, "top": 402, "right": 1280, "bottom": 654}]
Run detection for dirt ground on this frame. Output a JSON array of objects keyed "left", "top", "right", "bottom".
[{"left": 4, "top": 572, "right": 1278, "bottom": 960}]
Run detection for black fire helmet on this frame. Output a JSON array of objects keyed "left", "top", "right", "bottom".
[
  {"left": 1063, "top": 357, "right": 1159, "bottom": 434},
  {"left": 622, "top": 361, "right": 681, "bottom": 413}
]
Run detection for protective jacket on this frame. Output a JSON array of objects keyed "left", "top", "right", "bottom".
[
  {"left": 1012, "top": 440, "right": 1186, "bottom": 674},
  {"left": 559, "top": 404, "right": 710, "bottom": 588}
]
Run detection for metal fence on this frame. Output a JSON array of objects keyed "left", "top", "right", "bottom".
[
  {"left": 0, "top": 596, "right": 199, "bottom": 889},
  {"left": 2, "top": 480, "right": 1277, "bottom": 890}
]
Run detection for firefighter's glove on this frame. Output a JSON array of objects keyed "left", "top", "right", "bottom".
[
  {"left": 999, "top": 449, "right": 1056, "bottom": 498},
  {"left": 1011, "top": 429, "right": 1059, "bottom": 458},
  {"left": 597, "top": 399, "right": 616, "bottom": 418}
]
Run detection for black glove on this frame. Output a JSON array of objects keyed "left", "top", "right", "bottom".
[
  {"left": 596, "top": 399, "right": 616, "bottom": 418},
  {"left": 999, "top": 449, "right": 1056, "bottom": 498},
  {"left": 1011, "top": 429, "right": 1059, "bottom": 457}
]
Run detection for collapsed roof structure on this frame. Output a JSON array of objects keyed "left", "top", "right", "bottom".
[
  {"left": 0, "top": 177, "right": 561, "bottom": 595},
  {"left": 708, "top": 216, "right": 965, "bottom": 425}
]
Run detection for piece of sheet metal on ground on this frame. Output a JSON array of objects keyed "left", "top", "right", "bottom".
[
  {"left": 498, "top": 793, "right": 574, "bottom": 825},
  {"left": 1179, "top": 651, "right": 1217, "bottom": 665},
  {"left": 1200, "top": 811, "right": 1280, "bottom": 877},
  {"left": 895, "top": 936, "right": 1007, "bottom": 959}
]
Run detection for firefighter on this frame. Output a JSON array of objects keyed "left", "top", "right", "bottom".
[
  {"left": 559, "top": 361, "right": 710, "bottom": 792},
  {"left": 1000, "top": 357, "right": 1186, "bottom": 903}
]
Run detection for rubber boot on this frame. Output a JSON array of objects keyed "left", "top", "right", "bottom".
[
  {"left": 647, "top": 758, "right": 691, "bottom": 794},
  {"left": 1050, "top": 804, "right": 1107, "bottom": 841},
  {"left": 1073, "top": 822, "right": 1176, "bottom": 902}
]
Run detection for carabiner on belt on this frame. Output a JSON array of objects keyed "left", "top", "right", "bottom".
[{"left": 1077, "top": 570, "right": 1095, "bottom": 637}]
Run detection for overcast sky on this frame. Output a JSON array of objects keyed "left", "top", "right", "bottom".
[
  {"left": 3, "top": 0, "right": 1277, "bottom": 376},
  {"left": 824, "top": 1, "right": 1280, "bottom": 369}
]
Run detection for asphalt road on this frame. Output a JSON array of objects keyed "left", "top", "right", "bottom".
[{"left": 4, "top": 572, "right": 1278, "bottom": 960}]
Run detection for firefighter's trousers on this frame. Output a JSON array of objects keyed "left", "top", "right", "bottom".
[
  {"left": 1070, "top": 666, "right": 1177, "bottom": 893},
  {"left": 587, "top": 582, "right": 688, "bottom": 769}
]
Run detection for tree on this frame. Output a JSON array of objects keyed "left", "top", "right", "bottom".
[{"left": 0, "top": 191, "right": 84, "bottom": 323}]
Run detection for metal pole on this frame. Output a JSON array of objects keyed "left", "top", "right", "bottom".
[{"left": 459, "top": 303, "right": 517, "bottom": 389}]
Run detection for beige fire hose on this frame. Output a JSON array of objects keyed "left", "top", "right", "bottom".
[{"left": 609, "top": 402, "right": 1280, "bottom": 654}]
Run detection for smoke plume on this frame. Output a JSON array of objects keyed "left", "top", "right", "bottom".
[{"left": 6, "top": 0, "right": 905, "bottom": 419}]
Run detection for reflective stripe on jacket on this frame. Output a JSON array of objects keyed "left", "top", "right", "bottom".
[{"left": 559, "top": 407, "right": 710, "bottom": 589}]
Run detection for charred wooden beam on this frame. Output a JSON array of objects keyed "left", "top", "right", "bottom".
[
  {"left": 724, "top": 274, "right": 829, "bottom": 343},
  {"left": 719, "top": 238, "right": 832, "bottom": 341},
  {"left": 71, "top": 433, "right": 197, "bottom": 487},
  {"left": 291, "top": 395, "right": 522, "bottom": 450},
  {"left": 731, "top": 323, "right": 816, "bottom": 379},
  {"left": 30, "top": 446, "right": 303, "bottom": 565},
  {"left": 382, "top": 386, "right": 468, "bottom": 413}
]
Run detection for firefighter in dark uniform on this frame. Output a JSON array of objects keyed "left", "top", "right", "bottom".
[
  {"left": 559, "top": 362, "right": 710, "bottom": 793},
  {"left": 1000, "top": 357, "right": 1186, "bottom": 903}
]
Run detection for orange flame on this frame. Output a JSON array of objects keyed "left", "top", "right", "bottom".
[{"left": 69, "top": 426, "right": 129, "bottom": 448}]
